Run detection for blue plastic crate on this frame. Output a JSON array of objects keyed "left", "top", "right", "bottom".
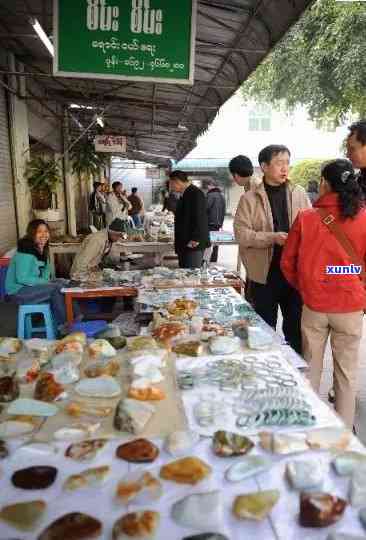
[{"left": 69, "top": 320, "right": 108, "bottom": 338}]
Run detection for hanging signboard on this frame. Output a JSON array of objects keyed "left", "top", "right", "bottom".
[
  {"left": 94, "top": 134, "right": 127, "bottom": 153},
  {"left": 53, "top": 0, "right": 197, "bottom": 85}
]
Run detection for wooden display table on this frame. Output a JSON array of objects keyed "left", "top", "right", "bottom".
[{"left": 62, "top": 285, "right": 137, "bottom": 324}]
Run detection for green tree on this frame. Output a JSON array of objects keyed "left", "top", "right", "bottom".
[
  {"left": 290, "top": 159, "right": 327, "bottom": 189},
  {"left": 241, "top": 0, "right": 366, "bottom": 125}
]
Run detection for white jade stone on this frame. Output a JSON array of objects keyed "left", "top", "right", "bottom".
[
  {"left": 7, "top": 398, "right": 58, "bottom": 417},
  {"left": 226, "top": 455, "right": 272, "bottom": 482},
  {"left": 332, "top": 452, "right": 366, "bottom": 476},
  {"left": 54, "top": 427, "right": 87, "bottom": 442},
  {"left": 165, "top": 430, "right": 200, "bottom": 457},
  {"left": 286, "top": 459, "right": 324, "bottom": 490},
  {"left": 133, "top": 365, "right": 164, "bottom": 383},
  {"left": 75, "top": 376, "right": 121, "bottom": 398},
  {"left": 172, "top": 491, "right": 222, "bottom": 531},
  {"left": 0, "top": 421, "right": 34, "bottom": 438},
  {"left": 13, "top": 442, "right": 58, "bottom": 457},
  {"left": 350, "top": 469, "right": 366, "bottom": 507},
  {"left": 209, "top": 336, "right": 240, "bottom": 355}
]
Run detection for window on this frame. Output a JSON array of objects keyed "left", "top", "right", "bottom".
[{"left": 248, "top": 105, "right": 272, "bottom": 131}]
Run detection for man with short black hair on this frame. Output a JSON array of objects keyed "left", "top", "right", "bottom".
[
  {"left": 205, "top": 179, "right": 226, "bottom": 262},
  {"left": 128, "top": 187, "right": 144, "bottom": 228},
  {"left": 234, "top": 144, "right": 311, "bottom": 354},
  {"left": 229, "top": 155, "right": 255, "bottom": 191},
  {"left": 347, "top": 120, "right": 366, "bottom": 196},
  {"left": 106, "top": 181, "right": 131, "bottom": 226},
  {"left": 169, "top": 170, "right": 210, "bottom": 268}
]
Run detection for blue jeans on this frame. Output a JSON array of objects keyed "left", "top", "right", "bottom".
[
  {"left": 10, "top": 280, "right": 69, "bottom": 325},
  {"left": 131, "top": 214, "right": 142, "bottom": 228}
]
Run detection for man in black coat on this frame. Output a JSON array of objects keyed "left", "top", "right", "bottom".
[
  {"left": 205, "top": 179, "right": 226, "bottom": 262},
  {"left": 169, "top": 170, "right": 210, "bottom": 268}
]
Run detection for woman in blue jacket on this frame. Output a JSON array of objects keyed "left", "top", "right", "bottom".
[{"left": 5, "top": 219, "right": 67, "bottom": 324}]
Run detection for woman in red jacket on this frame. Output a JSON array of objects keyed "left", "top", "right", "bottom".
[{"left": 281, "top": 159, "right": 366, "bottom": 428}]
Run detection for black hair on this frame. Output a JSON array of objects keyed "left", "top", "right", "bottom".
[
  {"left": 228, "top": 155, "right": 253, "bottom": 177},
  {"left": 26, "top": 219, "right": 49, "bottom": 240},
  {"left": 169, "top": 170, "right": 189, "bottom": 182},
  {"left": 258, "top": 145, "right": 291, "bottom": 166},
  {"left": 93, "top": 182, "right": 102, "bottom": 191},
  {"left": 348, "top": 120, "right": 366, "bottom": 146},
  {"left": 322, "top": 159, "right": 363, "bottom": 219},
  {"left": 131, "top": 187, "right": 138, "bottom": 193},
  {"left": 18, "top": 219, "right": 50, "bottom": 261},
  {"left": 112, "top": 181, "right": 122, "bottom": 191}
]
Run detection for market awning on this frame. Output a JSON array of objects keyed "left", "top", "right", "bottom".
[{"left": 0, "top": 0, "right": 315, "bottom": 166}]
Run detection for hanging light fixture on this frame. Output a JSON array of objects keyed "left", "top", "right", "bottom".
[
  {"left": 30, "top": 18, "right": 54, "bottom": 57},
  {"left": 95, "top": 115, "right": 104, "bottom": 128}
]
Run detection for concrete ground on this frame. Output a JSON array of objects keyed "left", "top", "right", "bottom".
[{"left": 217, "top": 217, "right": 366, "bottom": 443}]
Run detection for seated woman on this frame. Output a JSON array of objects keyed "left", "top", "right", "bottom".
[
  {"left": 5, "top": 219, "right": 67, "bottom": 325},
  {"left": 281, "top": 159, "right": 366, "bottom": 429}
]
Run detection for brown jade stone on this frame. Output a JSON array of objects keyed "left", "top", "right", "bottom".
[
  {"left": 160, "top": 456, "right": 212, "bottom": 485},
  {"left": 112, "top": 511, "right": 159, "bottom": 539},
  {"left": 0, "top": 375, "right": 19, "bottom": 402},
  {"left": 127, "top": 387, "right": 165, "bottom": 401},
  {"left": 34, "top": 373, "right": 63, "bottom": 402},
  {"left": 116, "top": 438, "right": 159, "bottom": 463},
  {"left": 0, "top": 439, "right": 8, "bottom": 459},
  {"left": 12, "top": 466, "right": 57, "bottom": 490},
  {"left": 299, "top": 492, "right": 347, "bottom": 527},
  {"left": 37, "top": 512, "right": 102, "bottom": 540}
]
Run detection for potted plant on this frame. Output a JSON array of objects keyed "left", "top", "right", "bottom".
[
  {"left": 70, "top": 139, "right": 108, "bottom": 228},
  {"left": 25, "top": 155, "right": 61, "bottom": 220},
  {"left": 70, "top": 139, "right": 107, "bottom": 182}
]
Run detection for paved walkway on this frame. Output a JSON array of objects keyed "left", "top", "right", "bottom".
[{"left": 218, "top": 217, "right": 366, "bottom": 443}]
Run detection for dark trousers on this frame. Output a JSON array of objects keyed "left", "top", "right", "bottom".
[
  {"left": 210, "top": 245, "right": 219, "bottom": 263},
  {"left": 11, "top": 280, "right": 68, "bottom": 325},
  {"left": 209, "top": 227, "right": 220, "bottom": 263},
  {"left": 250, "top": 264, "right": 303, "bottom": 354},
  {"left": 177, "top": 249, "right": 204, "bottom": 269}
]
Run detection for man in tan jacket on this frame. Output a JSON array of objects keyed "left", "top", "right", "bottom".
[
  {"left": 234, "top": 145, "right": 311, "bottom": 354},
  {"left": 70, "top": 218, "right": 125, "bottom": 279}
]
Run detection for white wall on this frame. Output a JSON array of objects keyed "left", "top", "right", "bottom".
[{"left": 187, "top": 93, "right": 348, "bottom": 166}]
